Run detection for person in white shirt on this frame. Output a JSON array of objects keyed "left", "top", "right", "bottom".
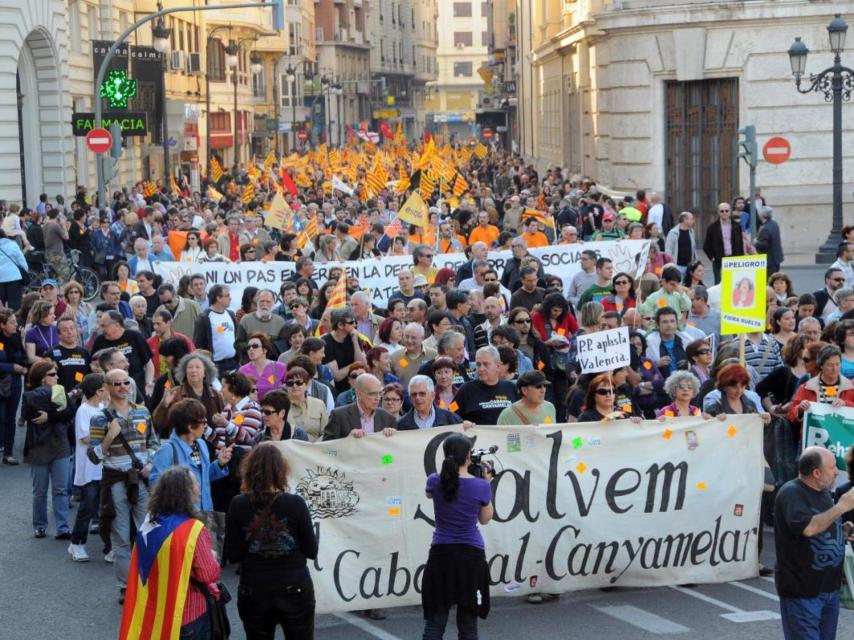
[
  {"left": 646, "top": 192, "right": 664, "bottom": 229},
  {"left": 68, "top": 373, "right": 110, "bottom": 562},
  {"left": 831, "top": 241, "right": 854, "bottom": 289}
]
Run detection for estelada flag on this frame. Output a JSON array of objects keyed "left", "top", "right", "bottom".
[{"left": 119, "top": 514, "right": 205, "bottom": 640}]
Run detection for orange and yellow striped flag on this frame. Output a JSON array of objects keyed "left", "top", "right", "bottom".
[
  {"left": 241, "top": 182, "right": 255, "bottom": 204},
  {"left": 396, "top": 165, "right": 410, "bottom": 194},
  {"left": 263, "top": 150, "right": 276, "bottom": 171},
  {"left": 366, "top": 158, "right": 388, "bottom": 197},
  {"left": 210, "top": 156, "right": 224, "bottom": 183},
  {"left": 326, "top": 268, "right": 348, "bottom": 310},
  {"left": 473, "top": 143, "right": 488, "bottom": 159},
  {"left": 419, "top": 170, "right": 435, "bottom": 201},
  {"left": 305, "top": 215, "right": 319, "bottom": 240},
  {"left": 143, "top": 181, "right": 158, "bottom": 198},
  {"left": 169, "top": 175, "right": 181, "bottom": 196},
  {"left": 452, "top": 173, "right": 469, "bottom": 197}
]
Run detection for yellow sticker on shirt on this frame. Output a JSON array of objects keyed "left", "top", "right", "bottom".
[
  {"left": 74, "top": 371, "right": 84, "bottom": 382},
  {"left": 399, "top": 358, "right": 409, "bottom": 368},
  {"left": 826, "top": 386, "right": 838, "bottom": 397},
  {"left": 234, "top": 414, "right": 244, "bottom": 425},
  {"left": 657, "top": 297, "right": 667, "bottom": 308},
  {"left": 449, "top": 401, "right": 459, "bottom": 412},
  {"left": 0, "top": 343, "right": 5, "bottom": 351},
  {"left": 543, "top": 416, "right": 553, "bottom": 424},
  {"left": 267, "top": 375, "right": 276, "bottom": 384},
  {"left": 216, "top": 325, "right": 226, "bottom": 334},
  {"left": 136, "top": 422, "right": 147, "bottom": 434}
]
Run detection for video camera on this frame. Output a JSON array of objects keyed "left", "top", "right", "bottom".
[{"left": 468, "top": 445, "right": 499, "bottom": 479}]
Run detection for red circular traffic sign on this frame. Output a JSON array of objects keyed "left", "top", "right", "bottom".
[
  {"left": 297, "top": 130, "right": 308, "bottom": 141},
  {"left": 86, "top": 127, "right": 112, "bottom": 154},
  {"left": 482, "top": 128, "right": 493, "bottom": 140},
  {"left": 763, "top": 136, "right": 791, "bottom": 165}
]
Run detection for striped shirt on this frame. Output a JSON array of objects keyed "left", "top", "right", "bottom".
[{"left": 88, "top": 403, "right": 159, "bottom": 471}]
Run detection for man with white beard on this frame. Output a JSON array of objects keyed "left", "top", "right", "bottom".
[{"left": 235, "top": 289, "right": 289, "bottom": 362}]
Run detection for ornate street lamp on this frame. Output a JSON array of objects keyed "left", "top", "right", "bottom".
[{"left": 788, "top": 14, "right": 854, "bottom": 262}]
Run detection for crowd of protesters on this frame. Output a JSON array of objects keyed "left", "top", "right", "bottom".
[{"left": 0, "top": 144, "right": 854, "bottom": 639}]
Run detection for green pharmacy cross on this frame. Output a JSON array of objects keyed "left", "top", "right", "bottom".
[{"left": 100, "top": 69, "right": 137, "bottom": 108}]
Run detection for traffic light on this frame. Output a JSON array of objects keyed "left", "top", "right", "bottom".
[
  {"left": 270, "top": 0, "right": 284, "bottom": 31},
  {"left": 738, "top": 125, "right": 757, "bottom": 168}
]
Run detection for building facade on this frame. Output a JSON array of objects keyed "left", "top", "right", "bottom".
[
  {"left": 516, "top": 0, "right": 853, "bottom": 255},
  {"left": 426, "top": 0, "right": 490, "bottom": 142}
]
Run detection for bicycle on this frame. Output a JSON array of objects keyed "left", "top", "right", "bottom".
[{"left": 25, "top": 249, "right": 100, "bottom": 301}]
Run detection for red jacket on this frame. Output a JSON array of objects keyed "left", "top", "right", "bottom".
[
  {"left": 787, "top": 375, "right": 854, "bottom": 428},
  {"left": 531, "top": 310, "right": 578, "bottom": 342}
]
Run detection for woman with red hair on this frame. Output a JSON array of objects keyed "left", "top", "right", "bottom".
[
  {"left": 576, "top": 373, "right": 638, "bottom": 423},
  {"left": 705, "top": 364, "right": 771, "bottom": 424}
]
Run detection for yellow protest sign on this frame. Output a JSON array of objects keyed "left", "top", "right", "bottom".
[
  {"left": 720, "top": 255, "right": 767, "bottom": 334},
  {"left": 396, "top": 190, "right": 429, "bottom": 228},
  {"left": 264, "top": 191, "right": 290, "bottom": 230}
]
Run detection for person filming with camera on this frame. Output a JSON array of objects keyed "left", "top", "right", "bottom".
[{"left": 421, "top": 434, "right": 494, "bottom": 640}]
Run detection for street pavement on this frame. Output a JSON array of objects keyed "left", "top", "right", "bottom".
[{"left": 2, "top": 459, "right": 852, "bottom": 640}]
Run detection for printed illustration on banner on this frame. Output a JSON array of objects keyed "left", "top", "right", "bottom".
[{"left": 295, "top": 467, "right": 360, "bottom": 518}]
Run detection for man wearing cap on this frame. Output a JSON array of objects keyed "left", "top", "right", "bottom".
[
  {"left": 39, "top": 279, "right": 67, "bottom": 317},
  {"left": 592, "top": 212, "right": 625, "bottom": 241},
  {"left": 497, "top": 370, "right": 556, "bottom": 425}
]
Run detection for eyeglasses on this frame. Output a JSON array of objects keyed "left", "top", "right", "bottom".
[
  {"left": 422, "top": 254, "right": 434, "bottom": 259},
  {"left": 719, "top": 209, "right": 730, "bottom": 213},
  {"left": 831, "top": 278, "right": 845, "bottom": 283},
  {"left": 110, "top": 380, "right": 132, "bottom": 387},
  {"left": 342, "top": 319, "right": 356, "bottom": 325},
  {"left": 514, "top": 318, "right": 532, "bottom": 324},
  {"left": 45, "top": 371, "right": 58, "bottom": 377},
  {"left": 676, "top": 384, "right": 695, "bottom": 391},
  {"left": 696, "top": 349, "right": 711, "bottom": 355},
  {"left": 595, "top": 388, "right": 615, "bottom": 396},
  {"left": 614, "top": 280, "right": 630, "bottom": 286},
  {"left": 261, "top": 408, "right": 278, "bottom": 416},
  {"left": 285, "top": 379, "right": 306, "bottom": 387},
  {"left": 383, "top": 396, "right": 403, "bottom": 403},
  {"left": 247, "top": 343, "right": 263, "bottom": 350}
]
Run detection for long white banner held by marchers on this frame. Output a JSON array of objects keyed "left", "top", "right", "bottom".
[
  {"left": 274, "top": 415, "right": 763, "bottom": 614},
  {"left": 156, "top": 239, "right": 650, "bottom": 310}
]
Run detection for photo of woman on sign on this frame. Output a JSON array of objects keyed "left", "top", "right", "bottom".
[{"left": 732, "top": 276, "right": 755, "bottom": 309}]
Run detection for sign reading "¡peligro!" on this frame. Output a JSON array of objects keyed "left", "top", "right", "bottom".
[{"left": 71, "top": 112, "right": 148, "bottom": 137}]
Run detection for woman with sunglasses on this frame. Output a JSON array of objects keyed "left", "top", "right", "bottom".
[
  {"left": 657, "top": 371, "right": 703, "bottom": 418},
  {"left": 576, "top": 373, "right": 634, "bottom": 423},
  {"left": 283, "top": 367, "right": 328, "bottom": 442},
  {"left": 255, "top": 389, "right": 308, "bottom": 443},
  {"left": 333, "top": 362, "right": 369, "bottom": 407},
  {"left": 285, "top": 296, "right": 318, "bottom": 336},
  {"left": 507, "top": 307, "right": 548, "bottom": 369},
  {"left": 497, "top": 370, "right": 555, "bottom": 425},
  {"left": 61, "top": 280, "right": 92, "bottom": 343},
  {"left": 685, "top": 339, "right": 713, "bottom": 384},
  {"left": 23, "top": 359, "right": 76, "bottom": 539},
  {"left": 600, "top": 272, "right": 637, "bottom": 318},
  {"left": 239, "top": 333, "right": 287, "bottom": 402},
  {"left": 179, "top": 231, "right": 204, "bottom": 264}
]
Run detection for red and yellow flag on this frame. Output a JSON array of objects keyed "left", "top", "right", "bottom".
[
  {"left": 210, "top": 156, "right": 224, "bottom": 183},
  {"left": 119, "top": 515, "right": 204, "bottom": 640},
  {"left": 327, "top": 268, "right": 348, "bottom": 310}
]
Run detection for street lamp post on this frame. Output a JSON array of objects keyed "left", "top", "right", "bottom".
[
  {"left": 320, "top": 75, "right": 331, "bottom": 143},
  {"left": 205, "top": 25, "right": 231, "bottom": 178},
  {"left": 224, "top": 40, "right": 240, "bottom": 167},
  {"left": 285, "top": 64, "right": 296, "bottom": 152},
  {"left": 788, "top": 14, "right": 854, "bottom": 263},
  {"left": 152, "top": 14, "right": 172, "bottom": 182}
]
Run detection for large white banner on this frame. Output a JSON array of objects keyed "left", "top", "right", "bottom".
[
  {"left": 274, "top": 415, "right": 764, "bottom": 614},
  {"left": 157, "top": 239, "right": 650, "bottom": 310}
]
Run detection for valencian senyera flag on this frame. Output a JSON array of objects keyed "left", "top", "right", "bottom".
[{"left": 119, "top": 514, "right": 205, "bottom": 640}]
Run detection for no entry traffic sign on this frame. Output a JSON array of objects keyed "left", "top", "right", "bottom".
[
  {"left": 297, "top": 130, "right": 308, "bottom": 141},
  {"left": 86, "top": 127, "right": 112, "bottom": 154},
  {"left": 482, "top": 127, "right": 493, "bottom": 140},
  {"left": 763, "top": 136, "right": 791, "bottom": 165}
]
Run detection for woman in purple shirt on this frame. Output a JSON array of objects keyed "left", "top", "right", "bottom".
[{"left": 421, "top": 434, "right": 494, "bottom": 640}]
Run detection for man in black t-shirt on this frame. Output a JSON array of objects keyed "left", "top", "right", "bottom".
[
  {"left": 321, "top": 307, "right": 366, "bottom": 394},
  {"left": 774, "top": 447, "right": 854, "bottom": 639},
  {"left": 453, "top": 346, "right": 518, "bottom": 424},
  {"left": 49, "top": 318, "right": 91, "bottom": 390},
  {"left": 92, "top": 310, "right": 154, "bottom": 397}
]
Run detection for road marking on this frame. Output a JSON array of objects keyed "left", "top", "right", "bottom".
[
  {"left": 760, "top": 576, "right": 775, "bottom": 584},
  {"left": 668, "top": 586, "right": 780, "bottom": 622},
  {"left": 731, "top": 581, "right": 779, "bottom": 601},
  {"left": 592, "top": 604, "right": 690, "bottom": 633},
  {"left": 333, "top": 612, "right": 405, "bottom": 640}
]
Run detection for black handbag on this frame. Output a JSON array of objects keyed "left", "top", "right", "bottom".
[{"left": 190, "top": 577, "right": 231, "bottom": 639}]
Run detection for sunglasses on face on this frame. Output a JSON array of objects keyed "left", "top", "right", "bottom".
[
  {"left": 696, "top": 349, "right": 711, "bottom": 355},
  {"left": 595, "top": 388, "right": 615, "bottom": 396},
  {"left": 45, "top": 371, "right": 58, "bottom": 377},
  {"left": 261, "top": 408, "right": 278, "bottom": 416},
  {"left": 111, "top": 380, "right": 132, "bottom": 387},
  {"left": 514, "top": 318, "right": 531, "bottom": 324},
  {"left": 285, "top": 379, "right": 306, "bottom": 387},
  {"left": 526, "top": 383, "right": 547, "bottom": 390},
  {"left": 247, "top": 343, "right": 263, "bottom": 350},
  {"left": 614, "top": 280, "right": 630, "bottom": 286}
]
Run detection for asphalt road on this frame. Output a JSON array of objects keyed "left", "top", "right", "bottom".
[{"left": 1, "top": 458, "right": 852, "bottom": 640}]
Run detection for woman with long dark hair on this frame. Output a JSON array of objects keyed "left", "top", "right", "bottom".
[
  {"left": 224, "top": 442, "right": 318, "bottom": 639},
  {"left": 421, "top": 434, "right": 493, "bottom": 640}
]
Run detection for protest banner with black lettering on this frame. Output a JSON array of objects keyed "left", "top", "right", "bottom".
[
  {"left": 275, "top": 415, "right": 764, "bottom": 613},
  {"left": 801, "top": 404, "right": 854, "bottom": 471},
  {"left": 577, "top": 326, "right": 631, "bottom": 373},
  {"left": 157, "top": 239, "right": 650, "bottom": 311}
]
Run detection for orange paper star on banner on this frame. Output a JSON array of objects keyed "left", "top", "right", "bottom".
[
  {"left": 576, "top": 462, "right": 587, "bottom": 474},
  {"left": 662, "top": 428, "right": 673, "bottom": 440},
  {"left": 696, "top": 482, "right": 708, "bottom": 490},
  {"left": 727, "top": 425, "right": 738, "bottom": 438}
]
